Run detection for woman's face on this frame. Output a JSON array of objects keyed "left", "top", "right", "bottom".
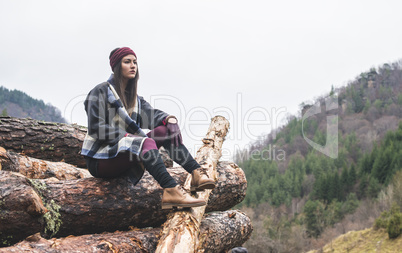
[{"left": 120, "top": 54, "right": 137, "bottom": 80}]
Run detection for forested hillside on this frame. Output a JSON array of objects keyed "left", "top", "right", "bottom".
[
  {"left": 237, "top": 60, "right": 402, "bottom": 252},
  {"left": 0, "top": 86, "right": 66, "bottom": 123}
]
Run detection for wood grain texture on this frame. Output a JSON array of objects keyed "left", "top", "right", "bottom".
[
  {"left": 0, "top": 147, "right": 91, "bottom": 180},
  {"left": 0, "top": 116, "right": 87, "bottom": 167},
  {"left": 0, "top": 210, "right": 252, "bottom": 253}
]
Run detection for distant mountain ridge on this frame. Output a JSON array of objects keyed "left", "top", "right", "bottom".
[
  {"left": 237, "top": 60, "right": 402, "bottom": 209},
  {"left": 0, "top": 86, "right": 67, "bottom": 123},
  {"left": 239, "top": 59, "right": 402, "bottom": 252}
]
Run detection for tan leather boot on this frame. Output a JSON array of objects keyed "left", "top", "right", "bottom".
[
  {"left": 161, "top": 185, "right": 206, "bottom": 209},
  {"left": 190, "top": 168, "right": 216, "bottom": 192}
]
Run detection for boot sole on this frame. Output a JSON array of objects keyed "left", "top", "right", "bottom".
[
  {"left": 190, "top": 182, "right": 216, "bottom": 192},
  {"left": 161, "top": 201, "right": 206, "bottom": 210}
]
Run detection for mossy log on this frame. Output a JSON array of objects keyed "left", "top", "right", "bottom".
[
  {"left": 0, "top": 210, "right": 252, "bottom": 253},
  {"left": 0, "top": 116, "right": 87, "bottom": 167},
  {"left": 0, "top": 161, "right": 246, "bottom": 246},
  {"left": 156, "top": 116, "right": 230, "bottom": 253}
]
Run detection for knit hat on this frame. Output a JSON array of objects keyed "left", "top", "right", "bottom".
[{"left": 109, "top": 47, "right": 136, "bottom": 71}]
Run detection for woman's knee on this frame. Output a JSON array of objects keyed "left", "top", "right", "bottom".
[
  {"left": 141, "top": 138, "right": 158, "bottom": 156},
  {"left": 147, "top": 126, "right": 169, "bottom": 147},
  {"left": 147, "top": 126, "right": 168, "bottom": 139}
]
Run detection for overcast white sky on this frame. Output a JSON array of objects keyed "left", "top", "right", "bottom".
[{"left": 1, "top": 0, "right": 401, "bottom": 160}]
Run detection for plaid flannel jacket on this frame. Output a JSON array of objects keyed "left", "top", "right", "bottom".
[{"left": 81, "top": 76, "right": 169, "bottom": 159}]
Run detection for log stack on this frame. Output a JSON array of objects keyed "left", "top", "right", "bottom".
[{"left": 0, "top": 116, "right": 252, "bottom": 252}]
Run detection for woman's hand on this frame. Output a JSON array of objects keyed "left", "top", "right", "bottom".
[{"left": 166, "top": 116, "right": 183, "bottom": 147}]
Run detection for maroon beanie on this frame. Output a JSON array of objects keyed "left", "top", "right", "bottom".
[{"left": 109, "top": 47, "right": 137, "bottom": 71}]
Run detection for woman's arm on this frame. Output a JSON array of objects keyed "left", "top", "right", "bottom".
[{"left": 138, "top": 96, "right": 170, "bottom": 130}]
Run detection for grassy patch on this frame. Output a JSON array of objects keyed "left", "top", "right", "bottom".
[{"left": 308, "top": 228, "right": 402, "bottom": 253}]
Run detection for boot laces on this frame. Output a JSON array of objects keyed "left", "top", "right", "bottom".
[
  {"left": 198, "top": 167, "right": 209, "bottom": 177},
  {"left": 178, "top": 185, "right": 190, "bottom": 195}
]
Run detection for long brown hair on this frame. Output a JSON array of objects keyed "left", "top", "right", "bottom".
[{"left": 110, "top": 50, "right": 139, "bottom": 115}]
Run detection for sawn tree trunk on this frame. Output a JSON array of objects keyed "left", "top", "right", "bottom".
[
  {"left": 0, "top": 210, "right": 252, "bottom": 253},
  {"left": 0, "top": 116, "right": 87, "bottom": 167}
]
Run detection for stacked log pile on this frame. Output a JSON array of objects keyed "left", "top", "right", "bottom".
[{"left": 0, "top": 116, "right": 252, "bottom": 252}]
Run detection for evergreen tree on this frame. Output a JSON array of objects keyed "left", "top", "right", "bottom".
[
  {"left": 334, "top": 147, "right": 347, "bottom": 169},
  {"left": 349, "top": 163, "right": 357, "bottom": 185},
  {"left": 304, "top": 200, "right": 325, "bottom": 238},
  {"left": 367, "top": 177, "right": 381, "bottom": 198},
  {"left": 328, "top": 173, "right": 341, "bottom": 202},
  {"left": 372, "top": 146, "right": 393, "bottom": 184},
  {"left": 313, "top": 175, "right": 330, "bottom": 202},
  {"left": 387, "top": 202, "right": 402, "bottom": 239},
  {"left": 340, "top": 167, "right": 349, "bottom": 200},
  {"left": 363, "top": 99, "right": 371, "bottom": 113},
  {"left": 344, "top": 133, "right": 360, "bottom": 162},
  {"left": 352, "top": 85, "right": 365, "bottom": 113},
  {"left": 343, "top": 193, "right": 359, "bottom": 214},
  {"left": 1, "top": 108, "right": 7, "bottom": 116},
  {"left": 291, "top": 173, "right": 302, "bottom": 198},
  {"left": 360, "top": 152, "right": 374, "bottom": 175},
  {"left": 247, "top": 187, "right": 258, "bottom": 207},
  {"left": 358, "top": 174, "right": 369, "bottom": 198}
]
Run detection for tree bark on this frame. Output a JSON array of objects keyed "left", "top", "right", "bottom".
[
  {"left": 156, "top": 116, "right": 230, "bottom": 253},
  {"left": 0, "top": 116, "right": 87, "bottom": 167},
  {"left": 0, "top": 161, "right": 245, "bottom": 246},
  {"left": 0, "top": 210, "right": 252, "bottom": 253},
  {"left": 0, "top": 147, "right": 172, "bottom": 180},
  {"left": 0, "top": 147, "right": 91, "bottom": 180}
]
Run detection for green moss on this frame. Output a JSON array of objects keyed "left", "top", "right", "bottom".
[
  {"left": 43, "top": 200, "right": 62, "bottom": 237},
  {"left": 0, "top": 232, "right": 13, "bottom": 247},
  {"left": 27, "top": 179, "right": 63, "bottom": 238},
  {"left": 0, "top": 201, "right": 5, "bottom": 222},
  {"left": 28, "top": 178, "right": 48, "bottom": 193},
  {"left": 0, "top": 200, "right": 12, "bottom": 246}
]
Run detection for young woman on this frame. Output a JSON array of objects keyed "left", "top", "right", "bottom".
[{"left": 81, "top": 47, "right": 215, "bottom": 209}]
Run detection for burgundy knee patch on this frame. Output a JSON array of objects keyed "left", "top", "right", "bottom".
[
  {"left": 141, "top": 138, "right": 158, "bottom": 156},
  {"left": 147, "top": 126, "right": 169, "bottom": 147}
]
